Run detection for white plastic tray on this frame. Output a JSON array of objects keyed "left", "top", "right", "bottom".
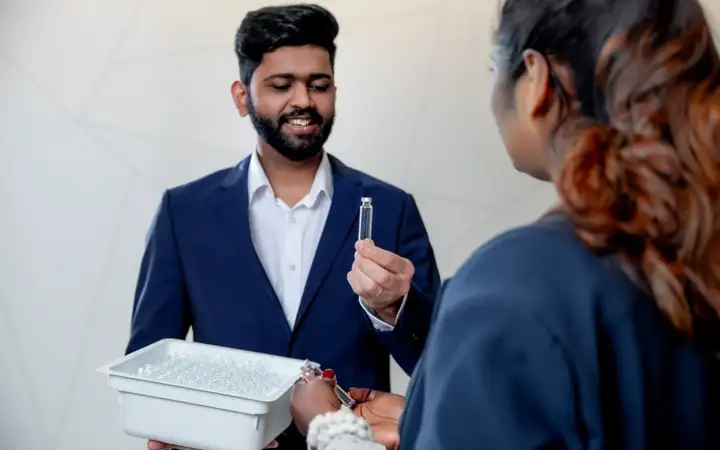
[{"left": 97, "top": 339, "right": 313, "bottom": 450}]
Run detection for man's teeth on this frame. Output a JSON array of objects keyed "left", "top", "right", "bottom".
[{"left": 289, "top": 118, "right": 312, "bottom": 126}]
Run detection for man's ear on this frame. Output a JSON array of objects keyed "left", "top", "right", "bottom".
[
  {"left": 521, "top": 49, "right": 552, "bottom": 118},
  {"left": 231, "top": 80, "right": 249, "bottom": 117}
]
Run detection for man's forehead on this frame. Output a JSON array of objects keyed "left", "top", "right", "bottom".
[{"left": 257, "top": 45, "right": 333, "bottom": 75}]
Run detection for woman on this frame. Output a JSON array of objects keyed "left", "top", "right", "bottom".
[{"left": 291, "top": 0, "right": 720, "bottom": 448}]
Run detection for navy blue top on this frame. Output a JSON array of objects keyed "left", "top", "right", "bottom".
[{"left": 399, "top": 213, "right": 720, "bottom": 449}]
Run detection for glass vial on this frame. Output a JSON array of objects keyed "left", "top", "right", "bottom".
[{"left": 358, "top": 197, "right": 373, "bottom": 241}]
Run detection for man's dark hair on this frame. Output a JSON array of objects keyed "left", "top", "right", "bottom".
[{"left": 234, "top": 4, "right": 340, "bottom": 86}]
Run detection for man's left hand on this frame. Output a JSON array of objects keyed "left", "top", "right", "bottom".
[{"left": 347, "top": 240, "right": 415, "bottom": 325}]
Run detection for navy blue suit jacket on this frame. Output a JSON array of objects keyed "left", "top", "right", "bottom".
[
  {"left": 399, "top": 213, "right": 720, "bottom": 449},
  {"left": 125, "top": 153, "right": 440, "bottom": 444}
]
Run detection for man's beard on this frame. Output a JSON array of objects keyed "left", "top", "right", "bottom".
[{"left": 248, "top": 100, "right": 335, "bottom": 162}]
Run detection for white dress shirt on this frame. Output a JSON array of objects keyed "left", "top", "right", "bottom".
[{"left": 247, "top": 150, "right": 397, "bottom": 331}]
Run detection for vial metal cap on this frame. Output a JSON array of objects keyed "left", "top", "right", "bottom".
[{"left": 361, "top": 197, "right": 372, "bottom": 205}]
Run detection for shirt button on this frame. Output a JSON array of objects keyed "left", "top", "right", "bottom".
[
  {"left": 289, "top": 264, "right": 296, "bottom": 271},
  {"left": 289, "top": 216, "right": 296, "bottom": 224}
]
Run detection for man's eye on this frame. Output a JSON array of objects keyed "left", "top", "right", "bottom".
[
  {"left": 271, "top": 85, "right": 291, "bottom": 91},
  {"left": 310, "top": 84, "right": 330, "bottom": 92}
]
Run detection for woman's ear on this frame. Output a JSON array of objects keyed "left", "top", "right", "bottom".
[
  {"left": 231, "top": 80, "right": 249, "bottom": 117},
  {"left": 521, "top": 49, "right": 553, "bottom": 118}
]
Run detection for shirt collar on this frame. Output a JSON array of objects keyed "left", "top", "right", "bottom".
[{"left": 248, "top": 150, "right": 333, "bottom": 206}]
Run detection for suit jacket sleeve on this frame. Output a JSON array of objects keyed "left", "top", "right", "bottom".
[
  {"left": 411, "top": 289, "right": 582, "bottom": 449},
  {"left": 373, "top": 194, "right": 441, "bottom": 374},
  {"left": 125, "top": 190, "right": 192, "bottom": 354}
]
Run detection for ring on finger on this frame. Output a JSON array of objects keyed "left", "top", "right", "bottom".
[{"left": 374, "top": 287, "right": 384, "bottom": 297}]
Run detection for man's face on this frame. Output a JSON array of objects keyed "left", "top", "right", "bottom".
[{"left": 233, "top": 45, "right": 337, "bottom": 162}]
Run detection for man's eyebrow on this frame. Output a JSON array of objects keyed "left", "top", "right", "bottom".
[
  {"left": 262, "top": 73, "right": 333, "bottom": 82},
  {"left": 263, "top": 73, "right": 293, "bottom": 82},
  {"left": 308, "top": 73, "right": 332, "bottom": 81}
]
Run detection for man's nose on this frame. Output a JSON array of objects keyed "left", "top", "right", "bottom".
[{"left": 290, "top": 85, "right": 313, "bottom": 109}]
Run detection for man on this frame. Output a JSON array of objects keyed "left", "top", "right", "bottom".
[{"left": 127, "top": 4, "right": 441, "bottom": 449}]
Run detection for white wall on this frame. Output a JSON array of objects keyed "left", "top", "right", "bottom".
[{"left": 0, "top": 1, "right": 564, "bottom": 449}]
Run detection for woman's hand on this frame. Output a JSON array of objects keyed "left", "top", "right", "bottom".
[
  {"left": 349, "top": 388, "right": 405, "bottom": 450},
  {"left": 291, "top": 369, "right": 405, "bottom": 450},
  {"left": 291, "top": 377, "right": 342, "bottom": 435}
]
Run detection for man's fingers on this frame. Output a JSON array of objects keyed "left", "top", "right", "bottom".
[
  {"left": 148, "top": 442, "right": 197, "bottom": 450},
  {"left": 349, "top": 261, "right": 382, "bottom": 296},
  {"left": 355, "top": 240, "right": 412, "bottom": 275},
  {"left": 355, "top": 255, "right": 405, "bottom": 293},
  {"left": 348, "top": 265, "right": 377, "bottom": 298},
  {"left": 356, "top": 267, "right": 381, "bottom": 296},
  {"left": 265, "top": 440, "right": 279, "bottom": 449}
]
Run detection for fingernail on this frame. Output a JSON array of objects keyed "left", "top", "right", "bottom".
[
  {"left": 321, "top": 369, "right": 336, "bottom": 379},
  {"left": 355, "top": 241, "right": 362, "bottom": 250}
]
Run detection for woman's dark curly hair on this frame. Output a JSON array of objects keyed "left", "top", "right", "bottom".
[{"left": 497, "top": 0, "right": 720, "bottom": 343}]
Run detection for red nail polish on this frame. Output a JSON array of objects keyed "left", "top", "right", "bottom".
[{"left": 322, "top": 369, "right": 336, "bottom": 379}]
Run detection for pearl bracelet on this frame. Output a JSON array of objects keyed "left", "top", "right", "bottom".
[{"left": 307, "top": 406, "right": 374, "bottom": 450}]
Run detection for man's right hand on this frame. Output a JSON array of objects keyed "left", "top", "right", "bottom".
[
  {"left": 349, "top": 388, "right": 405, "bottom": 450},
  {"left": 148, "top": 439, "right": 278, "bottom": 449},
  {"left": 348, "top": 240, "right": 415, "bottom": 325},
  {"left": 148, "top": 441, "right": 198, "bottom": 450}
]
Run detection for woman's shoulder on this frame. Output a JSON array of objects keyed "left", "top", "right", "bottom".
[
  {"left": 456, "top": 212, "right": 602, "bottom": 286},
  {"left": 439, "top": 213, "right": 639, "bottom": 333}
]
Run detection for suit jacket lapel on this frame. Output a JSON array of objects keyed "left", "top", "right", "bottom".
[
  {"left": 293, "top": 155, "right": 362, "bottom": 331},
  {"left": 218, "top": 158, "right": 292, "bottom": 337}
]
